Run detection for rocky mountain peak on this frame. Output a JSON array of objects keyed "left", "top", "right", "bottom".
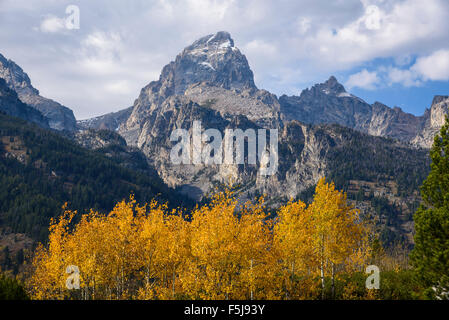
[
  {"left": 317, "top": 76, "right": 347, "bottom": 96},
  {"left": 160, "top": 31, "right": 256, "bottom": 95},
  {"left": 0, "top": 53, "right": 39, "bottom": 96},
  {"left": 121, "top": 32, "right": 277, "bottom": 145},
  {"left": 184, "top": 31, "right": 234, "bottom": 52},
  {"left": 429, "top": 95, "right": 449, "bottom": 128},
  {"left": 432, "top": 95, "right": 449, "bottom": 106},
  {"left": 297, "top": 76, "right": 349, "bottom": 100},
  {"left": 0, "top": 52, "right": 76, "bottom": 131}
]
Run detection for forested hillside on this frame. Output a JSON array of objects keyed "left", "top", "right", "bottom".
[{"left": 0, "top": 112, "right": 192, "bottom": 241}]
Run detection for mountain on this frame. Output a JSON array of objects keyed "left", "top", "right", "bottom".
[
  {"left": 0, "top": 53, "right": 77, "bottom": 131},
  {"left": 77, "top": 106, "right": 133, "bottom": 131},
  {"left": 120, "top": 31, "right": 280, "bottom": 146},
  {"left": 1, "top": 32, "right": 440, "bottom": 247},
  {"left": 279, "top": 76, "right": 449, "bottom": 148},
  {"left": 412, "top": 95, "right": 449, "bottom": 147},
  {"left": 0, "top": 78, "right": 49, "bottom": 128},
  {"left": 104, "top": 32, "right": 431, "bottom": 246},
  {"left": 171, "top": 31, "right": 256, "bottom": 93}
]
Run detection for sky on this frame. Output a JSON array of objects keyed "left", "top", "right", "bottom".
[{"left": 1, "top": 0, "right": 449, "bottom": 119}]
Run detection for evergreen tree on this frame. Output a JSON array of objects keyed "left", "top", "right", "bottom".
[
  {"left": 0, "top": 273, "right": 29, "bottom": 300},
  {"left": 1, "top": 246, "right": 11, "bottom": 270},
  {"left": 411, "top": 116, "right": 449, "bottom": 299}
]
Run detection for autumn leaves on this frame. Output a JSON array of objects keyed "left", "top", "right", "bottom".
[
  {"left": 275, "top": 178, "right": 370, "bottom": 299},
  {"left": 28, "top": 177, "right": 371, "bottom": 300}
]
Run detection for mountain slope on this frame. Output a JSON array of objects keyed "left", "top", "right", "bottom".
[
  {"left": 0, "top": 78, "right": 49, "bottom": 128},
  {"left": 0, "top": 53, "right": 77, "bottom": 131},
  {"left": 0, "top": 112, "right": 192, "bottom": 241}
]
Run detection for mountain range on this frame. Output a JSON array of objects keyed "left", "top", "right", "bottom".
[{"left": 1, "top": 31, "right": 447, "bottom": 247}]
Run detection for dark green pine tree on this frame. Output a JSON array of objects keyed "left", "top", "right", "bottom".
[
  {"left": 0, "top": 273, "right": 29, "bottom": 300},
  {"left": 411, "top": 116, "right": 449, "bottom": 299}
]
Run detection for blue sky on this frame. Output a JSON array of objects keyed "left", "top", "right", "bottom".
[
  {"left": 1, "top": 0, "right": 449, "bottom": 119},
  {"left": 336, "top": 56, "right": 449, "bottom": 115}
]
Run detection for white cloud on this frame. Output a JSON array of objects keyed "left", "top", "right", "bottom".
[
  {"left": 77, "top": 32, "right": 123, "bottom": 75},
  {"left": 185, "top": 0, "right": 235, "bottom": 21},
  {"left": 363, "top": 5, "right": 382, "bottom": 30},
  {"left": 302, "top": 0, "right": 449, "bottom": 69},
  {"left": 243, "top": 40, "right": 278, "bottom": 60},
  {"left": 346, "top": 49, "right": 449, "bottom": 88},
  {"left": 412, "top": 49, "right": 449, "bottom": 81},
  {"left": 387, "top": 67, "right": 421, "bottom": 87},
  {"left": 381, "top": 49, "right": 449, "bottom": 87},
  {"left": 39, "top": 15, "right": 66, "bottom": 33},
  {"left": 346, "top": 69, "right": 380, "bottom": 90},
  {"left": 81, "top": 31, "right": 123, "bottom": 58}
]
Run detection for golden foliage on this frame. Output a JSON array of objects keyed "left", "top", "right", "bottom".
[{"left": 29, "top": 178, "right": 374, "bottom": 300}]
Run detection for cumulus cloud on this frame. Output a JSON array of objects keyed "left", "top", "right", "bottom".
[
  {"left": 412, "top": 49, "right": 449, "bottom": 81},
  {"left": 298, "top": 0, "right": 449, "bottom": 71},
  {"left": 346, "top": 69, "right": 380, "bottom": 90},
  {"left": 346, "top": 49, "right": 449, "bottom": 88},
  {"left": 77, "top": 31, "right": 123, "bottom": 75},
  {"left": 363, "top": 5, "right": 382, "bottom": 30},
  {"left": 387, "top": 67, "right": 421, "bottom": 87},
  {"left": 39, "top": 15, "right": 66, "bottom": 33}
]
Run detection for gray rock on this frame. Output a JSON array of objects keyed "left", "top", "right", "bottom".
[
  {"left": 77, "top": 106, "right": 133, "bottom": 131},
  {"left": 279, "top": 76, "right": 443, "bottom": 147},
  {"left": 120, "top": 31, "right": 279, "bottom": 146},
  {"left": 0, "top": 52, "right": 77, "bottom": 131},
  {"left": 412, "top": 96, "right": 449, "bottom": 147},
  {"left": 0, "top": 77, "right": 49, "bottom": 128}
]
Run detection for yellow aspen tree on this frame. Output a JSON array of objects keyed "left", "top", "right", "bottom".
[
  {"left": 180, "top": 190, "right": 241, "bottom": 299},
  {"left": 100, "top": 197, "right": 143, "bottom": 299},
  {"left": 154, "top": 212, "right": 190, "bottom": 299},
  {"left": 63, "top": 210, "right": 102, "bottom": 300},
  {"left": 29, "top": 207, "right": 75, "bottom": 299},
  {"left": 308, "top": 177, "right": 371, "bottom": 299},
  {"left": 237, "top": 197, "right": 278, "bottom": 300},
  {"left": 135, "top": 200, "right": 169, "bottom": 299},
  {"left": 274, "top": 199, "right": 317, "bottom": 299}
]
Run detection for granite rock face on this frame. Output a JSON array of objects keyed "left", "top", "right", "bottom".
[
  {"left": 279, "top": 76, "right": 373, "bottom": 130},
  {"left": 112, "top": 32, "right": 429, "bottom": 215},
  {"left": 0, "top": 53, "right": 77, "bottom": 131},
  {"left": 168, "top": 31, "right": 256, "bottom": 95},
  {"left": 74, "top": 129, "right": 127, "bottom": 150},
  {"left": 120, "top": 31, "right": 280, "bottom": 147},
  {"left": 412, "top": 96, "right": 449, "bottom": 148}
]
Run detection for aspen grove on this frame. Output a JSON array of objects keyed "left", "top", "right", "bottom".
[{"left": 28, "top": 177, "right": 373, "bottom": 300}]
